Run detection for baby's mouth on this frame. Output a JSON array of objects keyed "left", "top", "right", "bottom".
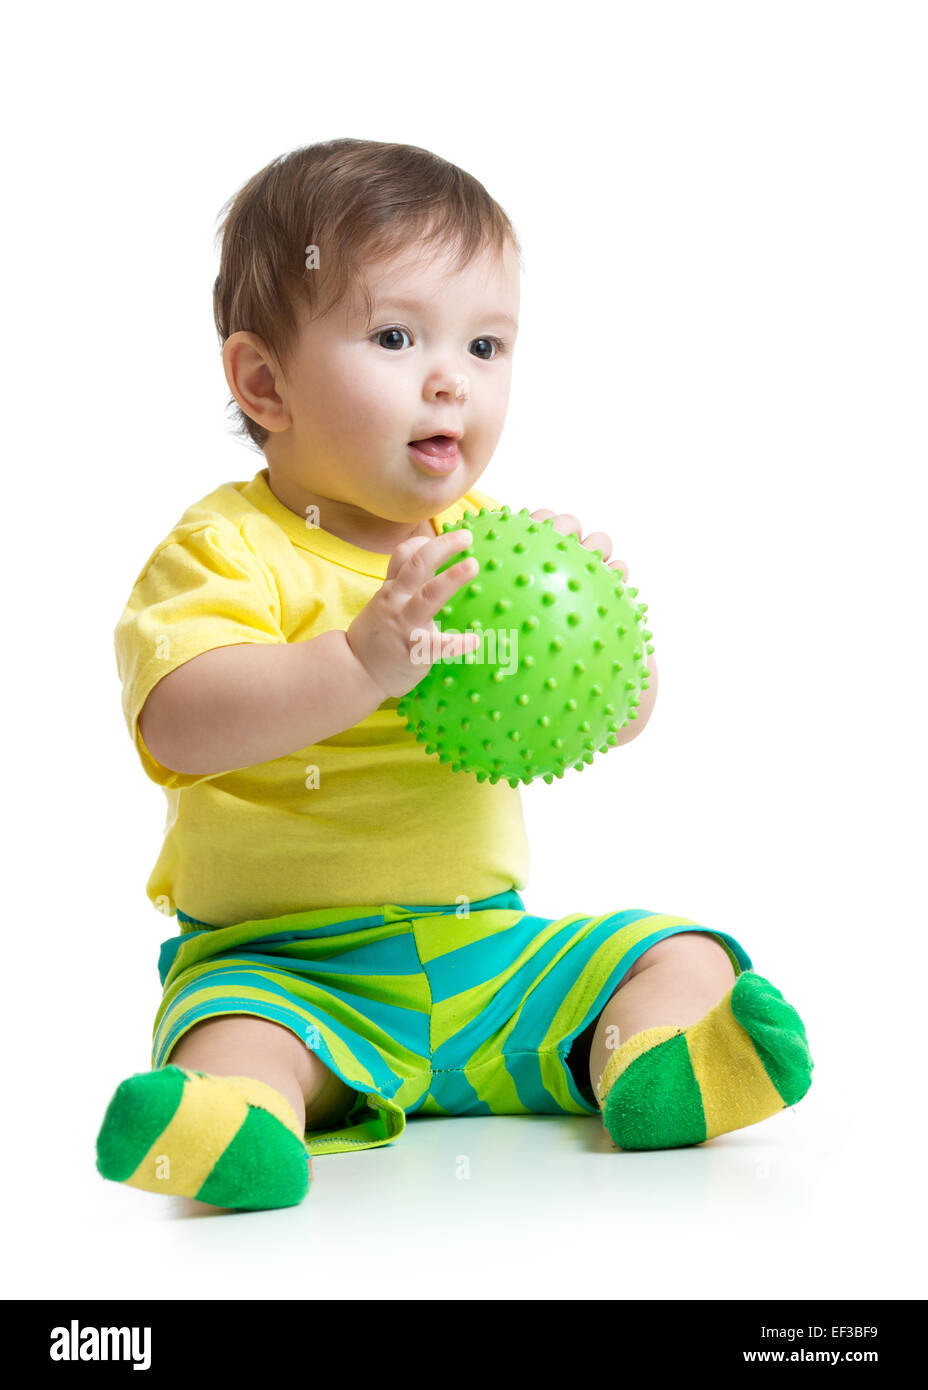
[
  {"left": 408, "top": 435, "right": 461, "bottom": 475},
  {"left": 408, "top": 434, "right": 459, "bottom": 459}
]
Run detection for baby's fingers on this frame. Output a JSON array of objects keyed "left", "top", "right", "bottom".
[
  {"left": 438, "top": 628, "right": 481, "bottom": 659},
  {"left": 405, "top": 552, "right": 478, "bottom": 632},
  {"left": 407, "top": 621, "right": 479, "bottom": 672}
]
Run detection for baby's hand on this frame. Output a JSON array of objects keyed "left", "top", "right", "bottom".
[
  {"left": 346, "top": 529, "right": 481, "bottom": 700},
  {"left": 529, "top": 509, "right": 628, "bottom": 582}
]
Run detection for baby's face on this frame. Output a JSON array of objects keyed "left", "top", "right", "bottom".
[{"left": 266, "top": 236, "right": 520, "bottom": 528}]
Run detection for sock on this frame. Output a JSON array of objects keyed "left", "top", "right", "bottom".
[
  {"left": 96, "top": 1064, "right": 312, "bottom": 1210},
  {"left": 596, "top": 970, "right": 813, "bottom": 1150}
]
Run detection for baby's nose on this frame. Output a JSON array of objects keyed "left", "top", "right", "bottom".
[{"left": 453, "top": 375, "right": 469, "bottom": 402}]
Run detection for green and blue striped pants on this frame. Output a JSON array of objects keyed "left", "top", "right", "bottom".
[{"left": 153, "top": 890, "right": 753, "bottom": 1157}]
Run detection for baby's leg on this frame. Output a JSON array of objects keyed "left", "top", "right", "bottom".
[
  {"left": 96, "top": 1015, "right": 355, "bottom": 1210},
  {"left": 590, "top": 932, "right": 813, "bottom": 1149},
  {"left": 588, "top": 932, "right": 736, "bottom": 1096},
  {"left": 169, "top": 1014, "right": 356, "bottom": 1133}
]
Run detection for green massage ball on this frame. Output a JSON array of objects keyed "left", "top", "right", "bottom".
[{"left": 396, "top": 506, "right": 655, "bottom": 787}]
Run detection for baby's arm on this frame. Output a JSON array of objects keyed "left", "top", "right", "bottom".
[
  {"left": 139, "top": 526, "right": 478, "bottom": 778},
  {"left": 139, "top": 628, "right": 385, "bottom": 776}
]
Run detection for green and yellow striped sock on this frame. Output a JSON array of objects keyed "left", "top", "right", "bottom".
[
  {"left": 596, "top": 970, "right": 813, "bottom": 1150},
  {"left": 96, "top": 1065, "right": 312, "bottom": 1210}
]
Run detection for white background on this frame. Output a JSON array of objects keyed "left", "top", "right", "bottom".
[{"left": 3, "top": 0, "right": 925, "bottom": 1303}]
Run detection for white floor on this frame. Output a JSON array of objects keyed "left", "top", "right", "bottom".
[{"left": 13, "top": 1047, "right": 923, "bottom": 1301}]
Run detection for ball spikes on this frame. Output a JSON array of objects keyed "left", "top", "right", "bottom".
[{"left": 397, "top": 507, "right": 654, "bottom": 787}]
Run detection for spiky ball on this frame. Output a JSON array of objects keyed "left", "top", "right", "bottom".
[{"left": 396, "top": 506, "right": 654, "bottom": 787}]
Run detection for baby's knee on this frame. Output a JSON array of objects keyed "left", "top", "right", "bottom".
[
  {"left": 167, "top": 1013, "right": 354, "bottom": 1126},
  {"left": 629, "top": 931, "right": 735, "bottom": 982},
  {"left": 171, "top": 1013, "right": 295, "bottom": 1062},
  {"left": 168, "top": 1014, "right": 318, "bottom": 1095}
]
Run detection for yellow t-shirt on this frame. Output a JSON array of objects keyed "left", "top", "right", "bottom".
[{"left": 114, "top": 467, "right": 530, "bottom": 926}]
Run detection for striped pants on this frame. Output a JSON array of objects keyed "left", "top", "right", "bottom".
[{"left": 152, "top": 890, "right": 753, "bottom": 1157}]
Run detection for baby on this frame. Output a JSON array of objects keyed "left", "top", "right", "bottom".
[{"left": 97, "top": 138, "right": 813, "bottom": 1211}]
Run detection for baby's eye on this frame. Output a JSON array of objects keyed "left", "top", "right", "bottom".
[
  {"left": 469, "top": 337, "right": 505, "bottom": 361},
  {"left": 373, "top": 326, "right": 412, "bottom": 351}
]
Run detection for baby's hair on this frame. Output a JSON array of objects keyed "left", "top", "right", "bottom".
[{"left": 212, "top": 137, "right": 524, "bottom": 453}]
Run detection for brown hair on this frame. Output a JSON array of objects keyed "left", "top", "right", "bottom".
[{"left": 212, "top": 138, "right": 524, "bottom": 453}]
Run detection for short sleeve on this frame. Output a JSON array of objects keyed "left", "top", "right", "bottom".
[{"left": 114, "top": 523, "right": 286, "bottom": 789}]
